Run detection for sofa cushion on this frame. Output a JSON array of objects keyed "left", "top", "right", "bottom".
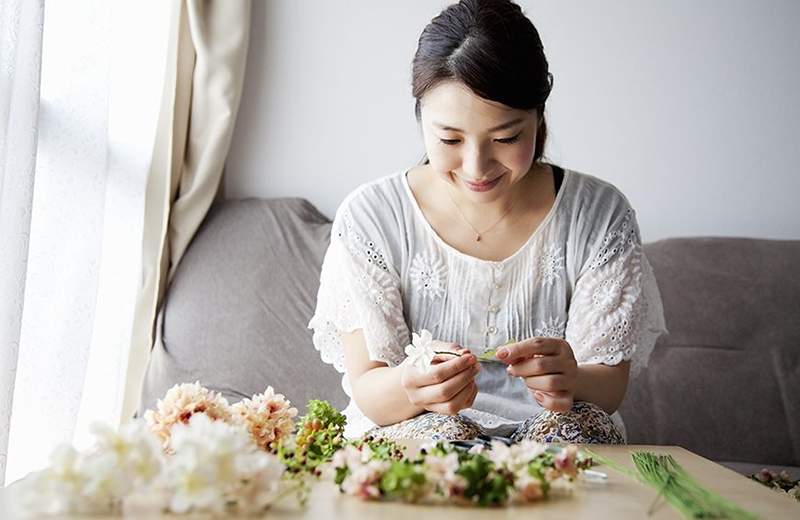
[
  {"left": 138, "top": 198, "right": 347, "bottom": 416},
  {"left": 621, "top": 238, "right": 800, "bottom": 467}
]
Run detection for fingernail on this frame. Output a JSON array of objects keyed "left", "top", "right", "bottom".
[{"left": 497, "top": 348, "right": 508, "bottom": 359}]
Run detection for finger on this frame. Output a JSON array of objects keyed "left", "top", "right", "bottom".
[
  {"left": 505, "top": 355, "right": 563, "bottom": 377},
  {"left": 419, "top": 363, "right": 480, "bottom": 404},
  {"left": 455, "top": 381, "right": 479, "bottom": 411},
  {"left": 428, "top": 381, "right": 478, "bottom": 416},
  {"left": 421, "top": 353, "right": 477, "bottom": 386},
  {"left": 496, "top": 338, "right": 561, "bottom": 365},
  {"left": 533, "top": 390, "right": 573, "bottom": 413},
  {"left": 522, "top": 374, "right": 571, "bottom": 393},
  {"left": 431, "top": 352, "right": 460, "bottom": 365}
]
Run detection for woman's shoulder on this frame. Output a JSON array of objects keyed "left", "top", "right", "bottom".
[
  {"left": 335, "top": 169, "right": 409, "bottom": 222},
  {"left": 564, "top": 168, "right": 636, "bottom": 221}
]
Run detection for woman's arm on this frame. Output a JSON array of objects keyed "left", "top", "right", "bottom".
[
  {"left": 340, "top": 329, "right": 423, "bottom": 426},
  {"left": 341, "top": 328, "right": 480, "bottom": 426},
  {"left": 573, "top": 361, "right": 630, "bottom": 414}
]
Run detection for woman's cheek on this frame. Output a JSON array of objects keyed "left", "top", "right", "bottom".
[
  {"left": 506, "top": 140, "right": 536, "bottom": 173},
  {"left": 426, "top": 145, "right": 460, "bottom": 177}
]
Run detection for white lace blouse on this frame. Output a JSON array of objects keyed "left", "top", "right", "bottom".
[{"left": 308, "top": 167, "right": 668, "bottom": 439}]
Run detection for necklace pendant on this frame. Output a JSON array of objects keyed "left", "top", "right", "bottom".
[{"left": 475, "top": 234, "right": 481, "bottom": 242}]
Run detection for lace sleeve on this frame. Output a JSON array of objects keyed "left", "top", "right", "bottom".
[
  {"left": 565, "top": 204, "right": 668, "bottom": 377},
  {"left": 307, "top": 207, "right": 410, "bottom": 374}
]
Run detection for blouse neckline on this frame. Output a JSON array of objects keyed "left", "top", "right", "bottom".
[{"left": 400, "top": 166, "right": 572, "bottom": 266}]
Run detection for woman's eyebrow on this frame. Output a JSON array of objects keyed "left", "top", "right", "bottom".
[{"left": 433, "top": 117, "right": 525, "bottom": 133}]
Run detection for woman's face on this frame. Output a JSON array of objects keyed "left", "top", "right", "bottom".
[{"left": 419, "top": 80, "right": 539, "bottom": 203}]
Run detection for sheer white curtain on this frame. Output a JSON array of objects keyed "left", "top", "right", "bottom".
[
  {"left": 1, "top": 0, "right": 171, "bottom": 486},
  {"left": 1, "top": 0, "right": 250, "bottom": 486},
  {"left": 0, "top": 0, "right": 45, "bottom": 487}
]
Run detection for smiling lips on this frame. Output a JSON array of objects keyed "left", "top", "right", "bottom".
[{"left": 463, "top": 174, "right": 504, "bottom": 192}]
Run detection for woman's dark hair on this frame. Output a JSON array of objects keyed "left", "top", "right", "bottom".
[{"left": 412, "top": 0, "right": 553, "bottom": 162}]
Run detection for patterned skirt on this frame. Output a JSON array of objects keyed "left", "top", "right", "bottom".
[{"left": 365, "top": 401, "right": 625, "bottom": 444}]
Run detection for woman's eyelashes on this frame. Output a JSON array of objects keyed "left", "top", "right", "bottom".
[
  {"left": 438, "top": 133, "right": 522, "bottom": 146},
  {"left": 495, "top": 133, "right": 522, "bottom": 144}
]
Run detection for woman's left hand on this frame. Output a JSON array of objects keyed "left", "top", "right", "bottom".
[{"left": 495, "top": 338, "right": 577, "bottom": 413}]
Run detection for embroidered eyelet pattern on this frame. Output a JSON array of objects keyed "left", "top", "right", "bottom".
[
  {"left": 588, "top": 208, "right": 635, "bottom": 272},
  {"left": 409, "top": 251, "right": 447, "bottom": 300},
  {"left": 339, "top": 210, "right": 389, "bottom": 272},
  {"left": 535, "top": 316, "right": 566, "bottom": 339},
  {"left": 539, "top": 243, "right": 565, "bottom": 286},
  {"left": 566, "top": 206, "right": 649, "bottom": 368}
]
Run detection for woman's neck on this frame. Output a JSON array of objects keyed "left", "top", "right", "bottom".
[{"left": 439, "top": 163, "right": 545, "bottom": 228}]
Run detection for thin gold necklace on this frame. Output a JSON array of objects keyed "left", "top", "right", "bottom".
[{"left": 446, "top": 186, "right": 516, "bottom": 242}]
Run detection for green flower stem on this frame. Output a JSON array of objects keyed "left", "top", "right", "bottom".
[{"left": 587, "top": 449, "right": 757, "bottom": 520}]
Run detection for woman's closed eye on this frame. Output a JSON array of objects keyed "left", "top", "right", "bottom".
[
  {"left": 494, "top": 133, "right": 522, "bottom": 144},
  {"left": 439, "top": 132, "right": 522, "bottom": 146}
]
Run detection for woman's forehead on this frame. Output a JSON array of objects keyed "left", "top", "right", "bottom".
[{"left": 420, "top": 81, "right": 534, "bottom": 132}]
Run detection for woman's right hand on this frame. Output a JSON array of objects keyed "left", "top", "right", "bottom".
[{"left": 399, "top": 341, "right": 480, "bottom": 415}]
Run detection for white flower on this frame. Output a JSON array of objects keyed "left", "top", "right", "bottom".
[
  {"left": 9, "top": 422, "right": 165, "bottom": 516},
  {"left": 160, "top": 413, "right": 284, "bottom": 515},
  {"left": 332, "top": 443, "right": 373, "bottom": 470},
  {"left": 340, "top": 459, "right": 390, "bottom": 500},
  {"left": 424, "top": 452, "right": 466, "bottom": 497},
  {"left": 404, "top": 329, "right": 436, "bottom": 373},
  {"left": 487, "top": 440, "right": 546, "bottom": 473}
]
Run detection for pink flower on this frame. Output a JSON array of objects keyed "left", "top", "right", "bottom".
[
  {"left": 144, "top": 382, "right": 232, "bottom": 452},
  {"left": 231, "top": 386, "right": 298, "bottom": 452},
  {"left": 554, "top": 445, "right": 579, "bottom": 479}
]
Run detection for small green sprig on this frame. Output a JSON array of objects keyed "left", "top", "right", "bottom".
[
  {"left": 278, "top": 400, "right": 346, "bottom": 476},
  {"left": 477, "top": 338, "right": 517, "bottom": 362}
]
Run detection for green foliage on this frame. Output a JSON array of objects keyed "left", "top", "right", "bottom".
[
  {"left": 455, "top": 453, "right": 512, "bottom": 506},
  {"left": 278, "top": 399, "right": 346, "bottom": 475},
  {"left": 380, "top": 461, "right": 428, "bottom": 502}
]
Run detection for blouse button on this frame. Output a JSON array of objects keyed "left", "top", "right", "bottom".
[
  {"left": 493, "top": 282, "right": 502, "bottom": 289},
  {"left": 487, "top": 326, "right": 497, "bottom": 334},
  {"left": 488, "top": 304, "right": 499, "bottom": 313}
]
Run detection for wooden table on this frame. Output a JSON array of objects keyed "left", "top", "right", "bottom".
[{"left": 12, "top": 445, "right": 799, "bottom": 519}]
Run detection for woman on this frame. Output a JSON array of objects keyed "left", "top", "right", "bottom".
[{"left": 309, "top": 0, "right": 667, "bottom": 443}]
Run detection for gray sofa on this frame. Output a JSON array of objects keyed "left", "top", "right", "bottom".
[{"left": 139, "top": 197, "right": 800, "bottom": 478}]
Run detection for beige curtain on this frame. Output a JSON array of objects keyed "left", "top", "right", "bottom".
[{"left": 122, "top": 0, "right": 252, "bottom": 421}]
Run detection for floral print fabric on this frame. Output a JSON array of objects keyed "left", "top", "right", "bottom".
[{"left": 367, "top": 401, "right": 624, "bottom": 445}]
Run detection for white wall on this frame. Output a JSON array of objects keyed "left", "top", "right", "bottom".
[{"left": 225, "top": 0, "right": 800, "bottom": 242}]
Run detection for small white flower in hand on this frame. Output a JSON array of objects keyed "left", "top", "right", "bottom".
[{"left": 405, "top": 329, "right": 436, "bottom": 373}]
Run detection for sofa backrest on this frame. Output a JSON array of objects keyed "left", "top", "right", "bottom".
[
  {"left": 623, "top": 237, "right": 800, "bottom": 466},
  {"left": 139, "top": 198, "right": 348, "bottom": 416}
]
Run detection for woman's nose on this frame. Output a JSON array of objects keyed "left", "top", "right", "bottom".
[{"left": 462, "top": 142, "right": 493, "bottom": 180}]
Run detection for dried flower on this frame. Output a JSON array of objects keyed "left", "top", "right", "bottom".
[
  {"left": 144, "top": 381, "right": 232, "bottom": 451},
  {"left": 231, "top": 386, "right": 298, "bottom": 452}
]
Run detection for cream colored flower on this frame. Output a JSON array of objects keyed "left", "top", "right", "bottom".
[
  {"left": 231, "top": 386, "right": 298, "bottom": 452},
  {"left": 144, "top": 381, "right": 232, "bottom": 452},
  {"left": 424, "top": 452, "right": 465, "bottom": 497},
  {"left": 161, "top": 413, "right": 285, "bottom": 514},
  {"left": 404, "top": 329, "right": 435, "bottom": 373}
]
